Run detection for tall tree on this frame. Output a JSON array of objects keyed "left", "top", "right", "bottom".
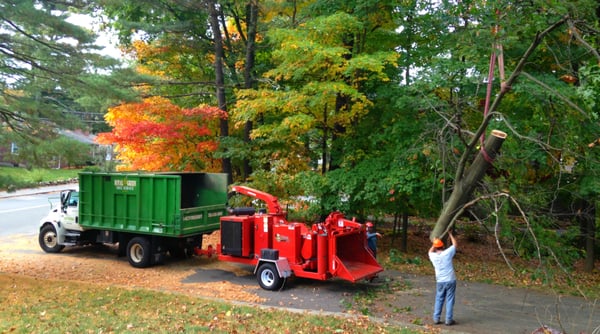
[
  {"left": 241, "top": 0, "right": 259, "bottom": 180},
  {"left": 205, "top": 0, "right": 233, "bottom": 183},
  {"left": 0, "top": 0, "right": 138, "bottom": 133},
  {"left": 100, "top": 0, "right": 270, "bottom": 182}
]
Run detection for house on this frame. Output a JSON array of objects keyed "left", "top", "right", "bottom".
[{"left": 0, "top": 128, "right": 107, "bottom": 168}]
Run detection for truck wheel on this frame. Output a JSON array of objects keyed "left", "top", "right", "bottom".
[
  {"left": 39, "top": 225, "right": 65, "bottom": 253},
  {"left": 127, "top": 237, "right": 152, "bottom": 268},
  {"left": 256, "top": 262, "right": 283, "bottom": 291}
]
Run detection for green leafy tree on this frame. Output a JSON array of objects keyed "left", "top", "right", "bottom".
[
  {"left": 234, "top": 11, "right": 398, "bottom": 180},
  {"left": 395, "top": 0, "right": 600, "bottom": 272}
]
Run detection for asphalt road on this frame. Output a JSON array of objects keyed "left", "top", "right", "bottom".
[
  {"left": 0, "top": 195, "right": 56, "bottom": 236},
  {"left": 182, "top": 265, "right": 600, "bottom": 334},
  {"left": 184, "top": 264, "right": 379, "bottom": 313},
  {"left": 0, "top": 184, "right": 76, "bottom": 236}
]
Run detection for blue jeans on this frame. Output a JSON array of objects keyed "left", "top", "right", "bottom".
[{"left": 433, "top": 280, "right": 456, "bottom": 323}]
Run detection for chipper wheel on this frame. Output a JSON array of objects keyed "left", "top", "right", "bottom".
[{"left": 256, "top": 262, "right": 284, "bottom": 291}]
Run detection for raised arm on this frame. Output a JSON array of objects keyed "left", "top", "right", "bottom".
[{"left": 449, "top": 232, "right": 457, "bottom": 249}]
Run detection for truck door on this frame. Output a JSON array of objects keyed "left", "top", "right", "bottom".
[{"left": 61, "top": 190, "right": 82, "bottom": 231}]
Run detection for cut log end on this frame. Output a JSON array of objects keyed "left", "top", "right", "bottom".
[{"left": 491, "top": 129, "right": 507, "bottom": 139}]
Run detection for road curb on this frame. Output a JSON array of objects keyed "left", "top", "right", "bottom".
[{"left": 0, "top": 182, "right": 78, "bottom": 199}]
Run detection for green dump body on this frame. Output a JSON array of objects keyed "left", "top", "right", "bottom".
[{"left": 78, "top": 172, "right": 228, "bottom": 237}]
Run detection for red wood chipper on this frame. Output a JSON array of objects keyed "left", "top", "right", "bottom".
[{"left": 214, "top": 185, "right": 383, "bottom": 290}]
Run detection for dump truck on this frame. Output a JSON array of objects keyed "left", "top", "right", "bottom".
[
  {"left": 38, "top": 172, "right": 228, "bottom": 268},
  {"left": 211, "top": 186, "right": 383, "bottom": 290}
]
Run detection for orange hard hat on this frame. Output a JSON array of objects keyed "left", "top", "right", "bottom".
[
  {"left": 366, "top": 222, "right": 374, "bottom": 228},
  {"left": 433, "top": 238, "right": 444, "bottom": 248}
]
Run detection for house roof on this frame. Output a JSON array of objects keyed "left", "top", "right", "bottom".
[{"left": 58, "top": 129, "right": 97, "bottom": 145}]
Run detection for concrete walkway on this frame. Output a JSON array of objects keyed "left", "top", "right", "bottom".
[{"left": 378, "top": 271, "right": 600, "bottom": 334}]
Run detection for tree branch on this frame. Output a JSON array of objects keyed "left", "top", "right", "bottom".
[
  {"left": 142, "top": 91, "right": 214, "bottom": 99},
  {"left": 568, "top": 19, "right": 600, "bottom": 62},
  {"left": 456, "top": 16, "right": 570, "bottom": 181},
  {"left": 443, "top": 192, "right": 542, "bottom": 270},
  {"left": 0, "top": 16, "right": 64, "bottom": 53},
  {"left": 521, "top": 71, "right": 588, "bottom": 118}
]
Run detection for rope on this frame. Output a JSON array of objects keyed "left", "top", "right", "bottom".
[{"left": 480, "top": 21, "right": 505, "bottom": 164}]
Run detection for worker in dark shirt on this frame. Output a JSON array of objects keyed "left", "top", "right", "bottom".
[{"left": 365, "top": 222, "right": 382, "bottom": 258}]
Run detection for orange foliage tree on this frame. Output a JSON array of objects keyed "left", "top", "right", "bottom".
[{"left": 97, "top": 97, "right": 226, "bottom": 171}]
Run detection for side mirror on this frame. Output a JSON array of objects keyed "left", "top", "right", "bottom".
[{"left": 60, "top": 190, "right": 71, "bottom": 213}]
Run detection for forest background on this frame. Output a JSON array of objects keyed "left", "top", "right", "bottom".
[{"left": 1, "top": 0, "right": 599, "bottom": 279}]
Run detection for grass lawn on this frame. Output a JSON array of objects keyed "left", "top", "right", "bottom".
[
  {"left": 0, "top": 273, "right": 418, "bottom": 334},
  {"left": 0, "top": 166, "right": 80, "bottom": 191}
]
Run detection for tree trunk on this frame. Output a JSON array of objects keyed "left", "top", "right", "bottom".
[
  {"left": 207, "top": 0, "right": 232, "bottom": 184},
  {"left": 401, "top": 211, "right": 408, "bottom": 253},
  {"left": 431, "top": 130, "right": 507, "bottom": 239},
  {"left": 321, "top": 105, "right": 328, "bottom": 174},
  {"left": 586, "top": 201, "right": 598, "bottom": 273},
  {"left": 242, "top": 1, "right": 258, "bottom": 180}
]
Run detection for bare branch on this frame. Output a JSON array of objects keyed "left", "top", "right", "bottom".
[
  {"left": 142, "top": 91, "right": 214, "bottom": 99},
  {"left": 544, "top": 246, "right": 588, "bottom": 299},
  {"left": 160, "top": 80, "right": 221, "bottom": 86},
  {"left": 443, "top": 192, "right": 542, "bottom": 270},
  {"left": 493, "top": 196, "right": 515, "bottom": 272},
  {"left": 521, "top": 71, "right": 588, "bottom": 118},
  {"left": 568, "top": 19, "right": 600, "bottom": 62}
]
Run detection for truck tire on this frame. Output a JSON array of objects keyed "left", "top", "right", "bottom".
[
  {"left": 256, "top": 262, "right": 283, "bottom": 291},
  {"left": 39, "top": 225, "right": 65, "bottom": 253},
  {"left": 127, "top": 237, "right": 152, "bottom": 268}
]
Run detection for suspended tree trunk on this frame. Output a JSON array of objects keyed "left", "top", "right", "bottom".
[
  {"left": 430, "top": 16, "right": 569, "bottom": 240},
  {"left": 431, "top": 130, "right": 506, "bottom": 238},
  {"left": 207, "top": 0, "right": 233, "bottom": 184}
]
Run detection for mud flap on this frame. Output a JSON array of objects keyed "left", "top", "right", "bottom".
[{"left": 254, "top": 257, "right": 293, "bottom": 279}]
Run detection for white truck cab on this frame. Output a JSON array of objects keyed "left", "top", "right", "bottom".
[{"left": 39, "top": 189, "right": 82, "bottom": 253}]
